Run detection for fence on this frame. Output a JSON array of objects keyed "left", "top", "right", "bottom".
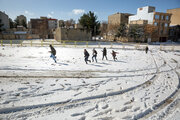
[{"left": 0, "top": 39, "right": 179, "bottom": 51}]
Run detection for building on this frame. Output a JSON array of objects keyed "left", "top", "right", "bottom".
[
  {"left": 107, "top": 13, "right": 132, "bottom": 40},
  {"left": 169, "top": 25, "right": 180, "bottom": 42},
  {"left": 129, "top": 6, "right": 172, "bottom": 42},
  {"left": 167, "top": 8, "right": 180, "bottom": 26},
  {"left": 48, "top": 18, "right": 57, "bottom": 30},
  {"left": 167, "top": 8, "right": 180, "bottom": 42},
  {"left": 0, "top": 11, "right": 10, "bottom": 30},
  {"left": 17, "top": 15, "right": 27, "bottom": 26},
  {"left": 47, "top": 18, "right": 57, "bottom": 38},
  {"left": 129, "top": 20, "right": 148, "bottom": 25},
  {"left": 30, "top": 17, "right": 48, "bottom": 39},
  {"left": 108, "top": 13, "right": 132, "bottom": 26}
]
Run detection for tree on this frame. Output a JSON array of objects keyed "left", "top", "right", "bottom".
[
  {"left": 14, "top": 18, "right": 20, "bottom": 28},
  {"left": 22, "top": 19, "right": 27, "bottom": 28},
  {"left": 115, "top": 23, "right": 127, "bottom": 38},
  {"left": 9, "top": 18, "right": 15, "bottom": 28},
  {"left": 0, "top": 19, "right": 4, "bottom": 32},
  {"left": 107, "top": 24, "right": 119, "bottom": 37},
  {"left": 144, "top": 24, "right": 158, "bottom": 42},
  {"left": 100, "top": 21, "right": 108, "bottom": 36},
  {"left": 65, "top": 19, "right": 75, "bottom": 28},
  {"left": 79, "top": 11, "right": 100, "bottom": 36},
  {"left": 128, "top": 25, "right": 144, "bottom": 42}
]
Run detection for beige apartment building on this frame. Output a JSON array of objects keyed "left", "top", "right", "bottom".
[{"left": 167, "top": 8, "right": 180, "bottom": 26}]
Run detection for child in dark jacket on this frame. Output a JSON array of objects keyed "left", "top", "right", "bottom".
[
  {"left": 102, "top": 47, "right": 108, "bottom": 60},
  {"left": 49, "top": 44, "right": 57, "bottom": 63},
  {"left": 111, "top": 50, "right": 118, "bottom": 61},
  {"left": 84, "top": 49, "right": 91, "bottom": 64},
  {"left": 92, "top": 48, "right": 97, "bottom": 63}
]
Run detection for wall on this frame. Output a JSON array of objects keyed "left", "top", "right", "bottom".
[
  {"left": 55, "top": 28, "right": 92, "bottom": 41},
  {"left": 0, "top": 34, "right": 28, "bottom": 40},
  {"left": 167, "top": 8, "right": 180, "bottom": 26}
]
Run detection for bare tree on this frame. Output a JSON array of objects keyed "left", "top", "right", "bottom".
[
  {"left": 65, "top": 19, "right": 75, "bottom": 28},
  {"left": 100, "top": 21, "right": 108, "bottom": 36},
  {"left": 144, "top": 24, "right": 158, "bottom": 42}
]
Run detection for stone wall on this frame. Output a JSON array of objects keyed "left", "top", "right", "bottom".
[{"left": 55, "top": 28, "right": 91, "bottom": 41}]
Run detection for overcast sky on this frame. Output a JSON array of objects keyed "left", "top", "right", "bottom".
[{"left": 0, "top": 0, "right": 179, "bottom": 22}]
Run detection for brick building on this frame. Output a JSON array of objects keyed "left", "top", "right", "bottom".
[{"left": 30, "top": 17, "right": 48, "bottom": 39}]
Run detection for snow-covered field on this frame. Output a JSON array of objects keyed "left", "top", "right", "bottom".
[{"left": 0, "top": 44, "right": 180, "bottom": 120}]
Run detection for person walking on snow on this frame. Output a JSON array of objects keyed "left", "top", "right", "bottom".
[
  {"left": 111, "top": 50, "right": 118, "bottom": 61},
  {"left": 102, "top": 47, "right": 108, "bottom": 60},
  {"left": 145, "top": 46, "right": 149, "bottom": 54},
  {"left": 84, "top": 49, "right": 91, "bottom": 64},
  {"left": 49, "top": 44, "right": 57, "bottom": 63},
  {"left": 92, "top": 48, "right": 97, "bottom": 63}
]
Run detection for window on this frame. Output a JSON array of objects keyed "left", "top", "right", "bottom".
[
  {"left": 155, "top": 15, "right": 159, "bottom": 19},
  {"left": 161, "top": 15, "right": 165, "bottom": 20},
  {"left": 154, "top": 22, "right": 158, "bottom": 26},
  {"left": 166, "top": 16, "right": 169, "bottom": 21},
  {"left": 164, "top": 28, "right": 167, "bottom": 34},
  {"left": 160, "top": 29, "right": 163, "bottom": 35},
  {"left": 161, "top": 23, "right": 164, "bottom": 27},
  {"left": 165, "top": 23, "right": 168, "bottom": 27}
]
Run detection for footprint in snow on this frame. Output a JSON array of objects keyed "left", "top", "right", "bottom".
[{"left": 133, "top": 107, "right": 140, "bottom": 112}]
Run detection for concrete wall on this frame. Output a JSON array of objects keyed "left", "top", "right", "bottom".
[
  {"left": 55, "top": 28, "right": 92, "bottom": 41},
  {"left": 0, "top": 34, "right": 28, "bottom": 40},
  {"left": 167, "top": 8, "right": 180, "bottom": 26}
]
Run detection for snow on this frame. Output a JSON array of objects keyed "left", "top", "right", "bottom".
[{"left": 0, "top": 42, "right": 180, "bottom": 120}]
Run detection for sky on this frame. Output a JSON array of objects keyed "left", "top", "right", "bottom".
[{"left": 0, "top": 0, "right": 179, "bottom": 23}]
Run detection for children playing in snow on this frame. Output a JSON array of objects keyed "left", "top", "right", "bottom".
[
  {"left": 145, "top": 46, "right": 149, "bottom": 54},
  {"left": 49, "top": 44, "right": 57, "bottom": 63},
  {"left": 92, "top": 48, "right": 97, "bottom": 63},
  {"left": 84, "top": 49, "right": 91, "bottom": 64},
  {"left": 102, "top": 47, "right": 108, "bottom": 60},
  {"left": 111, "top": 50, "right": 118, "bottom": 61}
]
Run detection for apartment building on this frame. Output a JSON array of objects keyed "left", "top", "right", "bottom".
[
  {"left": 0, "top": 11, "right": 10, "bottom": 30},
  {"left": 129, "top": 6, "right": 171, "bottom": 42}
]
